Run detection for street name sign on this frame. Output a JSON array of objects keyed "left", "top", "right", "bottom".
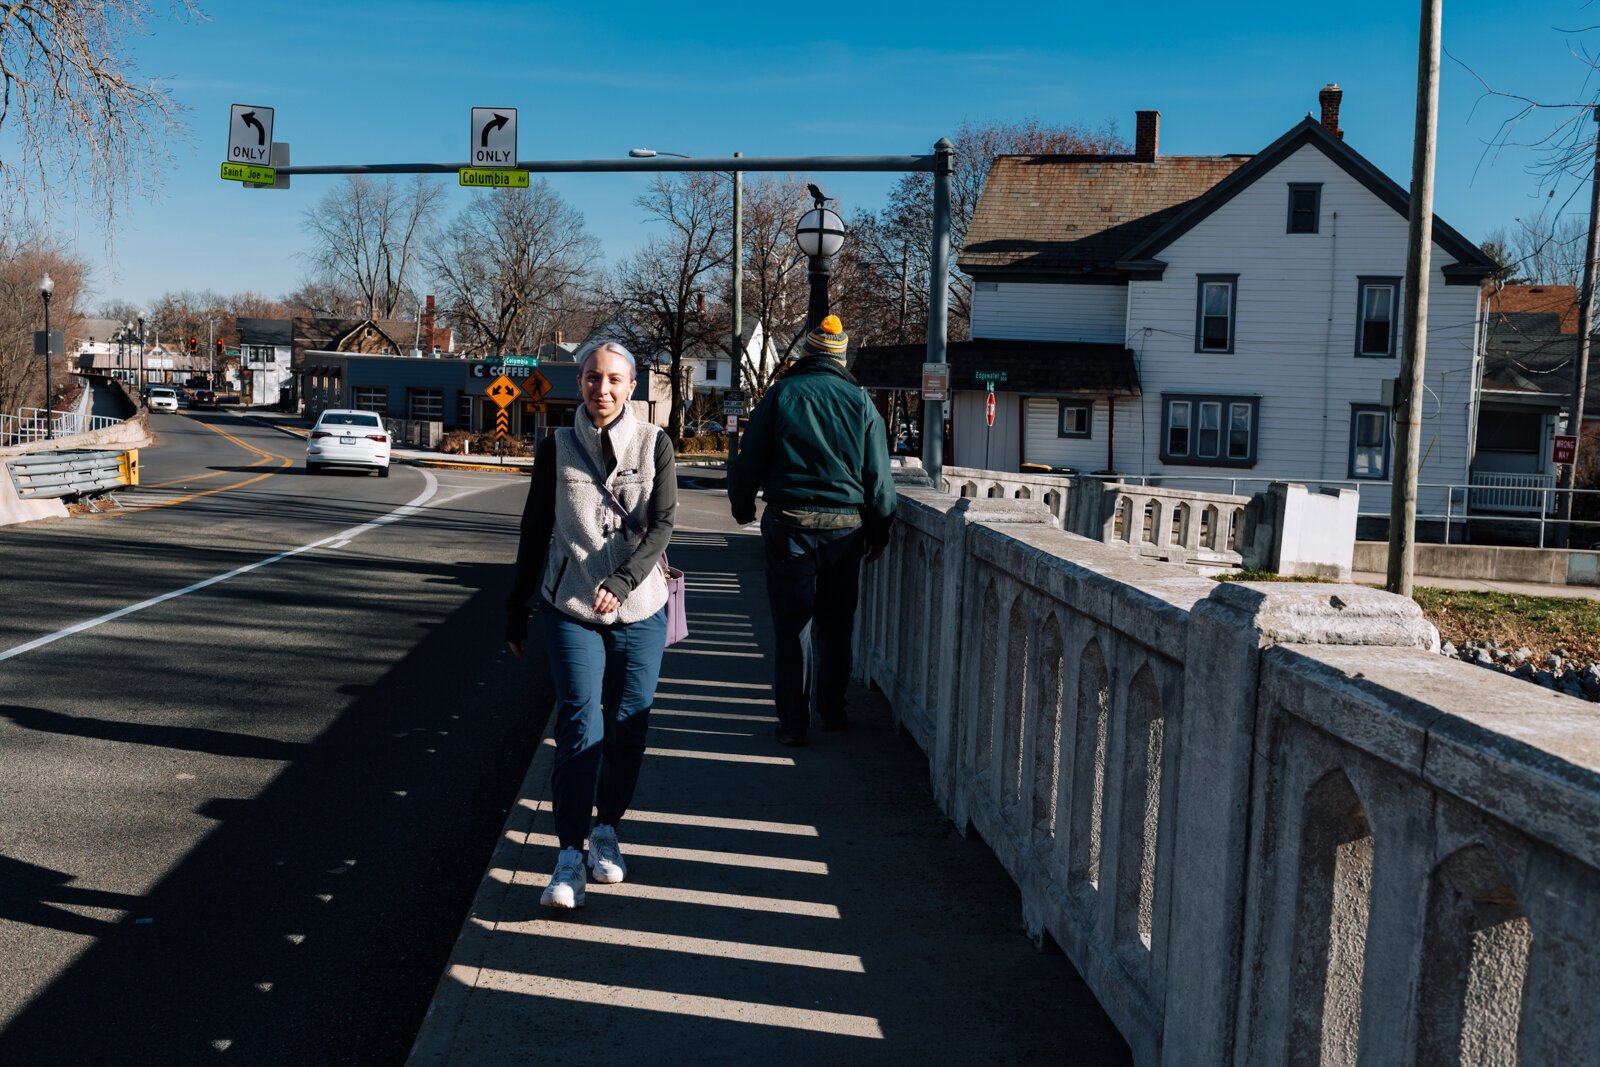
[
  {"left": 228, "top": 104, "right": 274, "bottom": 165},
  {"left": 921, "top": 362, "right": 949, "bottom": 401},
  {"left": 470, "top": 107, "right": 518, "bottom": 167},
  {"left": 500, "top": 355, "right": 540, "bottom": 368},
  {"left": 221, "top": 162, "right": 276, "bottom": 185},
  {"left": 459, "top": 168, "right": 529, "bottom": 188},
  {"left": 974, "top": 370, "right": 1007, "bottom": 383}
]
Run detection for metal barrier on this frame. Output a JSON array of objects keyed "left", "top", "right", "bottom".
[
  {"left": 5, "top": 449, "right": 139, "bottom": 499},
  {"left": 0, "top": 408, "right": 121, "bottom": 445}
]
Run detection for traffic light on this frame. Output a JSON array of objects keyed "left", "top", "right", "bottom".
[
  {"left": 215, "top": 339, "right": 224, "bottom": 358},
  {"left": 188, "top": 336, "right": 198, "bottom": 355}
]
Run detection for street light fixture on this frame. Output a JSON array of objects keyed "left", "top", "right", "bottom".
[
  {"left": 795, "top": 190, "right": 845, "bottom": 331},
  {"left": 39, "top": 273, "right": 55, "bottom": 439},
  {"left": 628, "top": 146, "right": 745, "bottom": 467},
  {"left": 137, "top": 313, "right": 146, "bottom": 392}
]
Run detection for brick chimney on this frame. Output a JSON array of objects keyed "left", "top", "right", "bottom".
[
  {"left": 421, "top": 295, "right": 436, "bottom": 351},
  {"left": 1135, "top": 110, "right": 1160, "bottom": 161},
  {"left": 1319, "top": 83, "right": 1343, "bottom": 139}
]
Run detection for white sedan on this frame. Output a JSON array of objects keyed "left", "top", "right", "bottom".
[
  {"left": 306, "top": 409, "right": 391, "bottom": 477},
  {"left": 147, "top": 387, "right": 179, "bottom": 413}
]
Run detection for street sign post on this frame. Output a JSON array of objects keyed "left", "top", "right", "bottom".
[
  {"left": 33, "top": 331, "right": 63, "bottom": 356},
  {"left": 500, "top": 355, "right": 540, "bottom": 368},
  {"left": 488, "top": 373, "right": 522, "bottom": 451},
  {"left": 974, "top": 370, "right": 1007, "bottom": 385},
  {"left": 1554, "top": 434, "right": 1578, "bottom": 465}
]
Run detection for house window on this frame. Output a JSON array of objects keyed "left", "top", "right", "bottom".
[
  {"left": 352, "top": 386, "right": 387, "bottom": 413},
  {"left": 1195, "top": 274, "right": 1238, "bottom": 353},
  {"left": 1058, "top": 400, "right": 1092, "bottom": 438},
  {"left": 1162, "top": 393, "right": 1260, "bottom": 467},
  {"left": 1287, "top": 184, "right": 1321, "bottom": 234},
  {"left": 245, "top": 344, "right": 275, "bottom": 364},
  {"left": 1349, "top": 405, "right": 1391, "bottom": 479},
  {"left": 1477, "top": 410, "right": 1541, "bottom": 453},
  {"left": 705, "top": 361, "right": 718, "bottom": 382},
  {"left": 1357, "top": 276, "right": 1400, "bottom": 357},
  {"left": 409, "top": 387, "right": 443, "bottom": 419}
]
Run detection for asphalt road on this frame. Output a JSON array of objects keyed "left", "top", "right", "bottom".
[{"left": 0, "top": 410, "right": 555, "bottom": 1065}]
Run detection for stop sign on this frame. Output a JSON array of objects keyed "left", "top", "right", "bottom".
[{"left": 985, "top": 392, "right": 996, "bottom": 427}]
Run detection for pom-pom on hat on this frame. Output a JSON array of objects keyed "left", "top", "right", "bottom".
[{"left": 802, "top": 314, "right": 849, "bottom": 363}]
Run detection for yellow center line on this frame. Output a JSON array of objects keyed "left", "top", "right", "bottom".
[{"left": 94, "top": 418, "right": 293, "bottom": 519}]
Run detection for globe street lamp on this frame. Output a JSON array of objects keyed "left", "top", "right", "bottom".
[
  {"left": 137, "top": 313, "right": 146, "bottom": 392},
  {"left": 795, "top": 190, "right": 845, "bottom": 331},
  {"left": 629, "top": 146, "right": 745, "bottom": 466},
  {"left": 124, "top": 320, "right": 136, "bottom": 383},
  {"left": 39, "top": 273, "right": 55, "bottom": 439}
]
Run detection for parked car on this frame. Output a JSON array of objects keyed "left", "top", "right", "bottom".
[
  {"left": 690, "top": 420, "right": 724, "bottom": 436},
  {"left": 146, "top": 386, "right": 179, "bottom": 413},
  {"left": 306, "top": 409, "right": 390, "bottom": 477},
  {"left": 188, "top": 390, "right": 219, "bottom": 410}
]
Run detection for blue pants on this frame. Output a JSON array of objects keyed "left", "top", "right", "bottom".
[
  {"left": 542, "top": 603, "right": 668, "bottom": 850},
  {"left": 761, "top": 511, "right": 865, "bottom": 736}
]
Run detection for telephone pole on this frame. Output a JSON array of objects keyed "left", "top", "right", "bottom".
[
  {"left": 1386, "top": 0, "right": 1442, "bottom": 597},
  {"left": 1558, "top": 109, "right": 1600, "bottom": 546}
]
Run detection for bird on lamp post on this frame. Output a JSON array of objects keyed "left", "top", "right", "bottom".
[
  {"left": 39, "top": 273, "right": 55, "bottom": 439},
  {"left": 795, "top": 188, "right": 846, "bottom": 332}
]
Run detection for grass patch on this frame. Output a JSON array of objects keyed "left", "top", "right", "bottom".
[
  {"left": 1409, "top": 588, "right": 1600, "bottom": 665},
  {"left": 1215, "top": 570, "right": 1335, "bottom": 583}
]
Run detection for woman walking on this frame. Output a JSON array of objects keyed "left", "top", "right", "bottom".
[{"left": 505, "top": 341, "right": 676, "bottom": 909}]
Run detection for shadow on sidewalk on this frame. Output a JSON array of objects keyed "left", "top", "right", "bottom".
[{"left": 421, "top": 530, "right": 1130, "bottom": 1065}]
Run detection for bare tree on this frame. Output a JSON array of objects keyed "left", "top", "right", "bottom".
[
  {"left": 724, "top": 175, "right": 812, "bottom": 395},
  {"left": 427, "top": 181, "right": 599, "bottom": 357},
  {"left": 844, "top": 117, "right": 1126, "bottom": 343},
  {"left": 605, "top": 174, "right": 730, "bottom": 441},
  {"left": 300, "top": 175, "right": 443, "bottom": 320},
  {"left": 0, "top": 234, "right": 87, "bottom": 416},
  {"left": 0, "top": 0, "right": 200, "bottom": 227},
  {"left": 1482, "top": 213, "right": 1589, "bottom": 286},
  {"left": 283, "top": 277, "right": 361, "bottom": 318}
]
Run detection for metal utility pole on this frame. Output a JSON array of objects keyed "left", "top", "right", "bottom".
[
  {"left": 729, "top": 152, "right": 744, "bottom": 471},
  {"left": 924, "top": 138, "right": 955, "bottom": 490},
  {"left": 1558, "top": 109, "right": 1600, "bottom": 546},
  {"left": 1386, "top": 0, "right": 1442, "bottom": 597}
]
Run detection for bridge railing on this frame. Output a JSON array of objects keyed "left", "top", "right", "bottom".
[{"left": 856, "top": 486, "right": 1600, "bottom": 1065}]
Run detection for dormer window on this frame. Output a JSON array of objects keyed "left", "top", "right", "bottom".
[{"left": 1287, "top": 184, "right": 1321, "bottom": 234}]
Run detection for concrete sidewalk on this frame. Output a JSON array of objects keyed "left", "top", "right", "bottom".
[
  {"left": 408, "top": 511, "right": 1129, "bottom": 1065},
  {"left": 1351, "top": 570, "right": 1600, "bottom": 600}
]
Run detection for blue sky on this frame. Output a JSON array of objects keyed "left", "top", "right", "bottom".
[{"left": 59, "top": 0, "right": 1600, "bottom": 309}]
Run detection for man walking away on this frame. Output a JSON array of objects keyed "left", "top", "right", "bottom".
[{"left": 729, "top": 315, "right": 896, "bottom": 746}]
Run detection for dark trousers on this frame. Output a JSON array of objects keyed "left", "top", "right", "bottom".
[
  {"left": 761, "top": 511, "right": 865, "bottom": 736},
  {"left": 543, "top": 603, "right": 667, "bottom": 850}
]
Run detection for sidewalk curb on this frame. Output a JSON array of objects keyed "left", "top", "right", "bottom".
[{"left": 407, "top": 708, "right": 558, "bottom": 1066}]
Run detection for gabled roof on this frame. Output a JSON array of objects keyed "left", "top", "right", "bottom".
[
  {"left": 960, "top": 116, "right": 1498, "bottom": 284},
  {"left": 960, "top": 155, "right": 1249, "bottom": 279},
  {"left": 1118, "top": 118, "right": 1497, "bottom": 282}
]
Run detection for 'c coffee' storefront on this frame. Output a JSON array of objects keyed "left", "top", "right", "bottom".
[{"left": 296, "top": 352, "right": 659, "bottom": 436}]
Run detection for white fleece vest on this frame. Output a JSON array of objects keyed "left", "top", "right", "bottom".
[{"left": 541, "top": 407, "right": 669, "bottom": 625}]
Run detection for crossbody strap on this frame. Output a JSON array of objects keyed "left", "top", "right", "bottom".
[{"left": 568, "top": 432, "right": 670, "bottom": 573}]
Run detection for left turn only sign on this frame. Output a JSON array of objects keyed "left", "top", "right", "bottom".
[{"left": 228, "top": 104, "right": 274, "bottom": 164}]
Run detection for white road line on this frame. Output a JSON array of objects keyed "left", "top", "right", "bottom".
[{"left": 0, "top": 471, "right": 442, "bottom": 663}]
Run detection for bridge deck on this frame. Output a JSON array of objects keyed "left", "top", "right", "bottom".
[{"left": 410, "top": 504, "right": 1129, "bottom": 1065}]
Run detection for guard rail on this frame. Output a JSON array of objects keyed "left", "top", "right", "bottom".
[{"left": 5, "top": 449, "right": 139, "bottom": 499}]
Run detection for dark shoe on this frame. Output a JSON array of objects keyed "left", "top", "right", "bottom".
[{"left": 775, "top": 727, "right": 807, "bottom": 747}]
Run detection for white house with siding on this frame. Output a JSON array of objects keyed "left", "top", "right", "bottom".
[{"left": 855, "top": 86, "right": 1497, "bottom": 523}]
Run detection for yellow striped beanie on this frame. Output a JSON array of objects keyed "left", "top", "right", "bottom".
[{"left": 803, "top": 315, "right": 849, "bottom": 363}]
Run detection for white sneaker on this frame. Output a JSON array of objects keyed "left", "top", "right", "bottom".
[
  {"left": 587, "top": 824, "right": 627, "bottom": 885},
  {"left": 540, "top": 848, "right": 587, "bottom": 909}
]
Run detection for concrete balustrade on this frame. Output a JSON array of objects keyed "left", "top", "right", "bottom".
[{"left": 856, "top": 486, "right": 1600, "bottom": 1065}]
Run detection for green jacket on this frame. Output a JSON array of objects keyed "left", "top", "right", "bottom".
[{"left": 729, "top": 357, "right": 897, "bottom": 545}]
